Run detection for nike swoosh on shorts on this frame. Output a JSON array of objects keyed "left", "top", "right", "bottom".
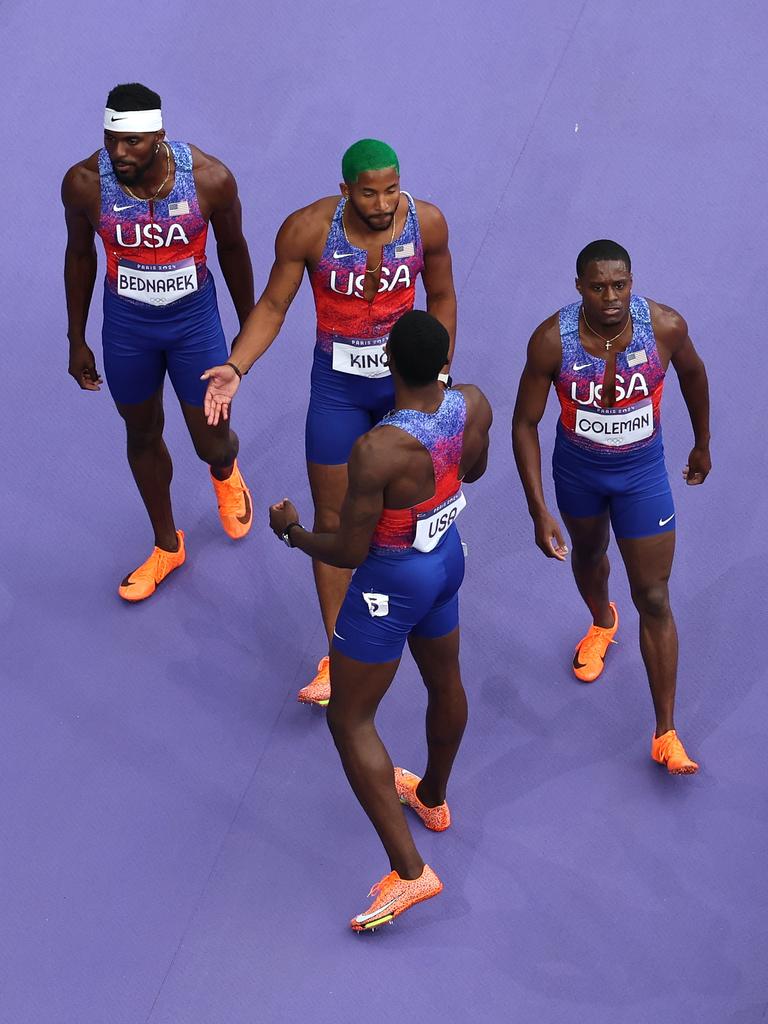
[{"left": 658, "top": 513, "right": 676, "bottom": 526}]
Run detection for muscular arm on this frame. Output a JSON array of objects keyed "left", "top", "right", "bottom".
[
  {"left": 62, "top": 166, "right": 97, "bottom": 345},
  {"left": 512, "top": 321, "right": 560, "bottom": 515},
  {"left": 652, "top": 302, "right": 711, "bottom": 483},
  {"left": 511, "top": 319, "right": 568, "bottom": 558},
  {"left": 418, "top": 202, "right": 457, "bottom": 366},
  {"left": 288, "top": 435, "right": 387, "bottom": 568},
  {"left": 458, "top": 385, "right": 493, "bottom": 483},
  {"left": 198, "top": 154, "right": 254, "bottom": 327},
  {"left": 227, "top": 209, "right": 312, "bottom": 374},
  {"left": 61, "top": 162, "right": 101, "bottom": 389}
]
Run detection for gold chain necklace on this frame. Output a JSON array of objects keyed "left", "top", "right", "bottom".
[
  {"left": 120, "top": 142, "right": 171, "bottom": 203},
  {"left": 342, "top": 202, "right": 398, "bottom": 275},
  {"left": 581, "top": 305, "right": 631, "bottom": 352}
]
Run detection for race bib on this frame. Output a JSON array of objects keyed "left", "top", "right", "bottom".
[
  {"left": 332, "top": 339, "right": 390, "bottom": 378},
  {"left": 414, "top": 490, "right": 466, "bottom": 553},
  {"left": 117, "top": 257, "right": 198, "bottom": 306},
  {"left": 575, "top": 399, "right": 653, "bottom": 447}
]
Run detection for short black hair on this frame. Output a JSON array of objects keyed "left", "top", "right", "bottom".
[
  {"left": 106, "top": 83, "right": 162, "bottom": 111},
  {"left": 576, "top": 239, "right": 631, "bottom": 277},
  {"left": 388, "top": 310, "right": 449, "bottom": 386}
]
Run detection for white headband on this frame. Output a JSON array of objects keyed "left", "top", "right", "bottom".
[{"left": 104, "top": 108, "right": 163, "bottom": 132}]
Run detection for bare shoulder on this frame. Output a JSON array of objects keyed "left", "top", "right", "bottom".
[
  {"left": 454, "top": 384, "right": 493, "bottom": 425},
  {"left": 413, "top": 198, "right": 448, "bottom": 245},
  {"left": 188, "top": 143, "right": 238, "bottom": 199},
  {"left": 647, "top": 297, "right": 689, "bottom": 344},
  {"left": 61, "top": 153, "right": 100, "bottom": 206},
  {"left": 277, "top": 196, "right": 337, "bottom": 250},
  {"left": 348, "top": 428, "right": 401, "bottom": 488},
  {"left": 529, "top": 310, "right": 562, "bottom": 360}
]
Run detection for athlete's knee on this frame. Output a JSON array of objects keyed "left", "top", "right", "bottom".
[
  {"left": 632, "top": 582, "right": 671, "bottom": 618},
  {"left": 125, "top": 419, "right": 165, "bottom": 453},
  {"left": 571, "top": 543, "right": 609, "bottom": 570}
]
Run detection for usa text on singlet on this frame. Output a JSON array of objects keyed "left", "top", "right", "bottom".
[
  {"left": 97, "top": 141, "right": 209, "bottom": 308},
  {"left": 310, "top": 192, "right": 425, "bottom": 377},
  {"left": 555, "top": 295, "right": 666, "bottom": 454}
]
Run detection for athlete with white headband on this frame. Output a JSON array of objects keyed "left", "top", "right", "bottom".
[{"left": 62, "top": 83, "right": 255, "bottom": 601}]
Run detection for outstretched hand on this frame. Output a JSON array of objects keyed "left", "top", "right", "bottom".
[
  {"left": 269, "top": 499, "right": 299, "bottom": 540},
  {"left": 200, "top": 363, "right": 241, "bottom": 425},
  {"left": 682, "top": 445, "right": 711, "bottom": 485},
  {"left": 533, "top": 510, "right": 569, "bottom": 561}
]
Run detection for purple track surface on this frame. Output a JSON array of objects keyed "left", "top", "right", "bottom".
[{"left": 2, "top": 2, "right": 767, "bottom": 1022}]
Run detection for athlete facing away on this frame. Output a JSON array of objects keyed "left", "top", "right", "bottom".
[
  {"left": 202, "top": 140, "right": 457, "bottom": 705},
  {"left": 62, "top": 82, "right": 255, "bottom": 600},
  {"left": 269, "top": 311, "right": 491, "bottom": 930},
  {"left": 512, "top": 240, "right": 711, "bottom": 773}
]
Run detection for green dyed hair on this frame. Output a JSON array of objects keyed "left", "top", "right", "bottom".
[{"left": 342, "top": 139, "right": 400, "bottom": 184}]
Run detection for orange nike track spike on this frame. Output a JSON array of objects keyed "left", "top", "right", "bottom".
[
  {"left": 573, "top": 603, "right": 619, "bottom": 682},
  {"left": 350, "top": 865, "right": 443, "bottom": 932},
  {"left": 393, "top": 768, "right": 451, "bottom": 831},
  {"left": 651, "top": 730, "right": 699, "bottom": 775},
  {"left": 297, "top": 656, "right": 330, "bottom": 707},
  {"left": 118, "top": 530, "right": 186, "bottom": 602},
  {"left": 211, "top": 460, "right": 253, "bottom": 540}
]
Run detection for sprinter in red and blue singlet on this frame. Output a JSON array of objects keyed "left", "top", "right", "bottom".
[
  {"left": 513, "top": 240, "right": 711, "bottom": 775},
  {"left": 63, "top": 83, "right": 255, "bottom": 601},
  {"left": 268, "top": 311, "right": 493, "bottom": 931},
  {"left": 201, "top": 139, "right": 457, "bottom": 698}
]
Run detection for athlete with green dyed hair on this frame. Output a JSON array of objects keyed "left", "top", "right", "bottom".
[
  {"left": 341, "top": 138, "right": 400, "bottom": 183},
  {"left": 202, "top": 140, "right": 457, "bottom": 705}
]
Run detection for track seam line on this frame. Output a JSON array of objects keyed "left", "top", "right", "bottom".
[{"left": 456, "top": 0, "right": 590, "bottom": 301}]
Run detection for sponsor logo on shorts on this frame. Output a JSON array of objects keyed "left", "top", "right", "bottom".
[
  {"left": 362, "top": 593, "right": 390, "bottom": 617},
  {"left": 658, "top": 513, "right": 675, "bottom": 527}
]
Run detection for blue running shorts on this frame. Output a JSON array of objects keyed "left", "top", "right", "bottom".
[
  {"left": 102, "top": 274, "right": 228, "bottom": 407},
  {"left": 332, "top": 526, "right": 465, "bottom": 664},
  {"left": 552, "top": 425, "right": 675, "bottom": 539},
  {"left": 305, "top": 347, "right": 394, "bottom": 465}
]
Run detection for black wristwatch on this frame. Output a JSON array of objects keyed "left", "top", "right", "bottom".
[
  {"left": 437, "top": 372, "right": 452, "bottom": 388},
  {"left": 282, "top": 522, "right": 302, "bottom": 547}
]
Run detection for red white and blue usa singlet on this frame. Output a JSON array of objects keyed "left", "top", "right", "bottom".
[
  {"left": 97, "top": 141, "right": 208, "bottom": 308},
  {"left": 555, "top": 295, "right": 665, "bottom": 454},
  {"left": 310, "top": 192, "right": 425, "bottom": 377},
  {"left": 370, "top": 388, "right": 467, "bottom": 554}
]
